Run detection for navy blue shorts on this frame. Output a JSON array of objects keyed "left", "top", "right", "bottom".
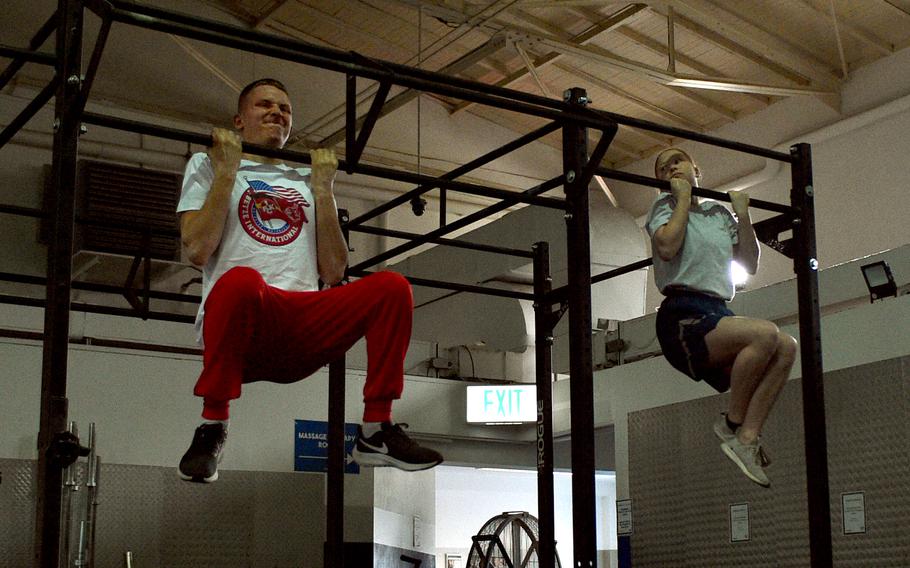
[{"left": 656, "top": 291, "right": 735, "bottom": 393}]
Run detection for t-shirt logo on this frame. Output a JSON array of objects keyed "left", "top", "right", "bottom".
[{"left": 238, "top": 178, "right": 310, "bottom": 246}]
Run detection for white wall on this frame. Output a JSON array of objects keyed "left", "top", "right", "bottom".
[
  {"left": 374, "top": 467, "right": 437, "bottom": 556},
  {"left": 435, "top": 466, "right": 617, "bottom": 568}
]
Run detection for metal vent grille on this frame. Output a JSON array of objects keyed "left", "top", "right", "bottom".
[{"left": 77, "top": 160, "right": 181, "bottom": 260}]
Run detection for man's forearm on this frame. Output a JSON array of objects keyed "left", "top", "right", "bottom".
[
  {"left": 181, "top": 173, "right": 235, "bottom": 266},
  {"left": 314, "top": 194, "right": 348, "bottom": 285}
]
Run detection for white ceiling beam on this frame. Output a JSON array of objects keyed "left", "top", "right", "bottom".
[
  {"left": 288, "top": 0, "right": 520, "bottom": 140},
  {"left": 643, "top": 5, "right": 812, "bottom": 88},
  {"left": 488, "top": 4, "right": 736, "bottom": 120},
  {"left": 510, "top": 7, "right": 570, "bottom": 38},
  {"left": 594, "top": 175, "right": 620, "bottom": 207},
  {"left": 572, "top": 9, "right": 751, "bottom": 119},
  {"left": 880, "top": 0, "right": 910, "bottom": 19},
  {"left": 550, "top": 60, "right": 704, "bottom": 130},
  {"left": 664, "top": 0, "right": 842, "bottom": 91},
  {"left": 510, "top": 29, "right": 835, "bottom": 96},
  {"left": 168, "top": 34, "right": 243, "bottom": 94},
  {"left": 827, "top": 0, "right": 850, "bottom": 79},
  {"left": 252, "top": 0, "right": 292, "bottom": 29},
  {"left": 617, "top": 123, "right": 672, "bottom": 148},
  {"left": 513, "top": 0, "right": 630, "bottom": 6},
  {"left": 666, "top": 4, "right": 676, "bottom": 73},
  {"left": 501, "top": 14, "right": 739, "bottom": 118},
  {"left": 608, "top": 23, "right": 772, "bottom": 107},
  {"left": 514, "top": 44, "right": 554, "bottom": 98},
  {"left": 800, "top": 0, "right": 894, "bottom": 56},
  {"left": 492, "top": 10, "right": 740, "bottom": 119},
  {"left": 450, "top": 3, "right": 648, "bottom": 113},
  {"left": 569, "top": 7, "right": 772, "bottom": 112},
  {"left": 498, "top": 9, "right": 719, "bottom": 128}
]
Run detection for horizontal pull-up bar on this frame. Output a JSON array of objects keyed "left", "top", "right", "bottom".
[
  {"left": 80, "top": 113, "right": 565, "bottom": 210},
  {"left": 597, "top": 167, "right": 794, "bottom": 215},
  {"left": 0, "top": 8, "right": 59, "bottom": 90},
  {"left": 0, "top": 76, "right": 59, "bottom": 152},
  {"left": 353, "top": 163, "right": 565, "bottom": 210},
  {"left": 546, "top": 258, "right": 653, "bottom": 303},
  {"left": 0, "top": 203, "right": 180, "bottom": 239},
  {"left": 0, "top": 293, "right": 195, "bottom": 324},
  {"left": 349, "top": 175, "right": 564, "bottom": 273},
  {"left": 0, "top": 44, "right": 56, "bottom": 67},
  {"left": 350, "top": 226, "right": 534, "bottom": 259},
  {"left": 0, "top": 203, "right": 45, "bottom": 219},
  {"left": 101, "top": 2, "right": 618, "bottom": 132},
  {"left": 0, "top": 271, "right": 200, "bottom": 304},
  {"left": 594, "top": 111, "right": 793, "bottom": 162},
  {"left": 347, "top": 121, "right": 562, "bottom": 229}
]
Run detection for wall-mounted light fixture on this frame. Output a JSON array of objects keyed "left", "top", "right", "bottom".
[{"left": 860, "top": 261, "right": 897, "bottom": 302}]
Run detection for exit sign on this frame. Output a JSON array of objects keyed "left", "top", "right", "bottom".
[{"left": 466, "top": 385, "right": 537, "bottom": 424}]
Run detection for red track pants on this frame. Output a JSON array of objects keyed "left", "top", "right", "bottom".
[{"left": 195, "top": 266, "right": 413, "bottom": 422}]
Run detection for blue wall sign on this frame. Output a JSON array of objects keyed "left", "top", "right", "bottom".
[{"left": 294, "top": 419, "right": 360, "bottom": 474}]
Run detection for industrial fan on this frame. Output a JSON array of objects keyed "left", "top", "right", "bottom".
[{"left": 465, "top": 511, "right": 561, "bottom": 568}]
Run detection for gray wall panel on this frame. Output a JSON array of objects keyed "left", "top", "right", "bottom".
[
  {"left": 94, "top": 463, "right": 165, "bottom": 568},
  {"left": 629, "top": 356, "right": 909, "bottom": 566},
  {"left": 0, "top": 459, "right": 36, "bottom": 568},
  {"left": 162, "top": 470, "right": 256, "bottom": 568},
  {"left": 0, "top": 463, "right": 338, "bottom": 568},
  {"left": 826, "top": 358, "right": 910, "bottom": 567},
  {"left": 251, "top": 471, "right": 326, "bottom": 568},
  {"left": 627, "top": 402, "right": 685, "bottom": 566}
]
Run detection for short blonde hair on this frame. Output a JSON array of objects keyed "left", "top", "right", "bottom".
[{"left": 653, "top": 147, "right": 698, "bottom": 179}]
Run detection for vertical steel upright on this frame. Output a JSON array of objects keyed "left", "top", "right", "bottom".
[
  {"left": 562, "top": 87, "right": 597, "bottom": 568},
  {"left": 790, "top": 143, "right": 833, "bottom": 568},
  {"left": 326, "top": 358, "right": 346, "bottom": 568},
  {"left": 533, "top": 241, "right": 555, "bottom": 568},
  {"left": 35, "top": 1, "right": 82, "bottom": 566},
  {"left": 326, "top": 209, "right": 350, "bottom": 568}
]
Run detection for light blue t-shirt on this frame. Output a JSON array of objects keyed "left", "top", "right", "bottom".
[{"left": 646, "top": 194, "right": 739, "bottom": 301}]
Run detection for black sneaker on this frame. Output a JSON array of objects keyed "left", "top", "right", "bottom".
[
  {"left": 178, "top": 423, "right": 227, "bottom": 483},
  {"left": 352, "top": 422, "right": 443, "bottom": 471}
]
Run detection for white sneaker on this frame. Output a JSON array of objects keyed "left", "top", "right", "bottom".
[
  {"left": 721, "top": 436, "right": 771, "bottom": 488},
  {"left": 714, "top": 414, "right": 771, "bottom": 467}
]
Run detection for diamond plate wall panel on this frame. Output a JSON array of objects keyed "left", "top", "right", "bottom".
[
  {"left": 826, "top": 357, "right": 910, "bottom": 567},
  {"left": 1, "top": 461, "right": 335, "bottom": 568},
  {"left": 163, "top": 469, "right": 256, "bottom": 568},
  {"left": 94, "top": 464, "right": 166, "bottom": 568},
  {"left": 627, "top": 400, "right": 686, "bottom": 566},
  {"left": 753, "top": 383, "right": 810, "bottom": 568},
  {"left": 629, "top": 356, "right": 910, "bottom": 567},
  {"left": 0, "top": 459, "right": 36, "bottom": 568},
  {"left": 251, "top": 471, "right": 326, "bottom": 568}
]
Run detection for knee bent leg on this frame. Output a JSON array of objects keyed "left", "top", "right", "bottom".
[
  {"left": 776, "top": 332, "right": 798, "bottom": 363},
  {"left": 750, "top": 321, "right": 780, "bottom": 355},
  {"left": 371, "top": 271, "right": 413, "bottom": 307},
  {"left": 207, "top": 266, "right": 267, "bottom": 308}
]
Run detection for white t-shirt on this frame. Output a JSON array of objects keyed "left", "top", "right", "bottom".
[
  {"left": 178, "top": 153, "right": 321, "bottom": 342},
  {"left": 646, "top": 194, "right": 740, "bottom": 301}
]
